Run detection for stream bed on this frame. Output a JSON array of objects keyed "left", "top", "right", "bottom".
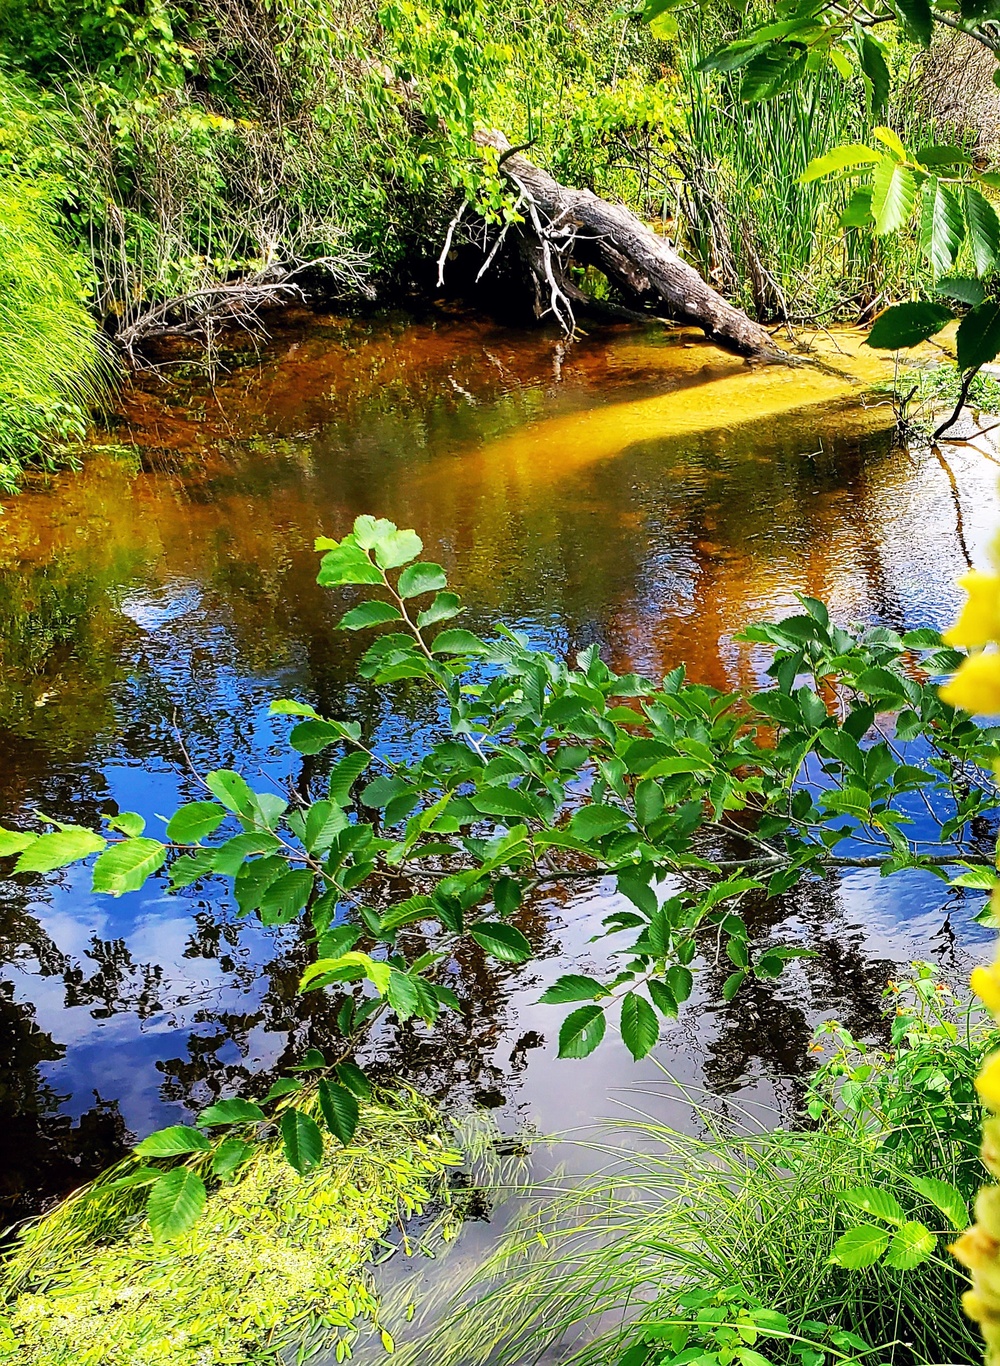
[{"left": 0, "top": 307, "right": 997, "bottom": 1256}]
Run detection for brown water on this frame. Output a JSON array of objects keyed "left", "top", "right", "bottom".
[{"left": 0, "top": 308, "right": 996, "bottom": 1234}]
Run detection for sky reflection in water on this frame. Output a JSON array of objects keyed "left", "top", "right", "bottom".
[{"left": 0, "top": 309, "right": 996, "bottom": 1221}]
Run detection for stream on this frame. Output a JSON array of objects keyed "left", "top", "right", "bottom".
[{"left": 0, "top": 307, "right": 997, "bottom": 1282}]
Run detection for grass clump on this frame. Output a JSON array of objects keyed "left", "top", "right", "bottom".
[
  {"left": 392, "top": 969, "right": 993, "bottom": 1366},
  {"left": 0, "top": 1088, "right": 460, "bottom": 1366},
  {"left": 0, "top": 170, "right": 104, "bottom": 490}
]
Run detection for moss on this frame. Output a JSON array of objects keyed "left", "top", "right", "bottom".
[{"left": 0, "top": 1089, "right": 459, "bottom": 1365}]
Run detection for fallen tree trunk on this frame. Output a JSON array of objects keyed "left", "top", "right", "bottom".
[{"left": 473, "top": 129, "right": 787, "bottom": 363}]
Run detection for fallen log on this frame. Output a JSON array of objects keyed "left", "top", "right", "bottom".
[{"left": 472, "top": 129, "right": 787, "bottom": 363}]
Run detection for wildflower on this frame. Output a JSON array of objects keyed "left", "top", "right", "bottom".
[
  {"left": 940, "top": 652, "right": 1000, "bottom": 715},
  {"left": 944, "top": 571, "right": 1000, "bottom": 648}
]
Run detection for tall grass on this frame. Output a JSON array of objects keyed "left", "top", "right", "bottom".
[
  {"left": 671, "top": 23, "right": 928, "bottom": 324},
  {"left": 0, "top": 171, "right": 104, "bottom": 489}
]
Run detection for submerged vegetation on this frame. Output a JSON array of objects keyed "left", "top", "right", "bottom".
[{"left": 1, "top": 1087, "right": 459, "bottom": 1365}]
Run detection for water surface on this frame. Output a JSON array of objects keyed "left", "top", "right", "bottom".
[{"left": 0, "top": 309, "right": 996, "bottom": 1229}]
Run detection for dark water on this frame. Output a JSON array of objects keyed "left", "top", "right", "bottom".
[{"left": 0, "top": 308, "right": 996, "bottom": 1229}]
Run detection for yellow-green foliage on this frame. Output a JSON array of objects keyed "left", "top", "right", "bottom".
[
  {"left": 0, "top": 158, "right": 103, "bottom": 488},
  {"left": 1, "top": 1090, "right": 459, "bottom": 1366}
]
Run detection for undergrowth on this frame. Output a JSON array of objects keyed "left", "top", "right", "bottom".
[{"left": 0, "top": 1087, "right": 460, "bottom": 1366}]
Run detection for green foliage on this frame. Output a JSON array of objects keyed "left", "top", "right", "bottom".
[
  {"left": 0, "top": 168, "right": 103, "bottom": 489},
  {"left": 0, "top": 1088, "right": 459, "bottom": 1365},
  {"left": 3, "top": 515, "right": 999, "bottom": 1235},
  {"left": 389, "top": 972, "right": 991, "bottom": 1366}
]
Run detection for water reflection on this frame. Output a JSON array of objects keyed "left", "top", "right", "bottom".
[{"left": 0, "top": 308, "right": 997, "bottom": 1218}]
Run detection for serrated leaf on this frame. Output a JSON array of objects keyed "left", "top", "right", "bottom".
[
  {"left": 539, "top": 974, "right": 608, "bottom": 1004},
  {"left": 620, "top": 991, "right": 659, "bottom": 1060},
  {"left": 317, "top": 542, "right": 383, "bottom": 586},
  {"left": 866, "top": 302, "right": 952, "bottom": 350},
  {"left": 398, "top": 562, "right": 447, "bottom": 598},
  {"left": 280, "top": 1106, "right": 324, "bottom": 1174},
  {"left": 431, "top": 628, "right": 488, "bottom": 656},
  {"left": 569, "top": 804, "right": 630, "bottom": 841},
  {"left": 352, "top": 515, "right": 397, "bottom": 548},
  {"left": 647, "top": 978, "right": 678, "bottom": 1018},
  {"left": 107, "top": 811, "right": 145, "bottom": 837},
  {"left": 14, "top": 827, "right": 106, "bottom": 874},
  {"left": 417, "top": 591, "right": 463, "bottom": 627},
  {"left": 920, "top": 178, "right": 964, "bottom": 274},
  {"left": 740, "top": 43, "right": 807, "bottom": 101},
  {"left": 469, "top": 921, "right": 533, "bottom": 963},
  {"left": 205, "top": 770, "right": 258, "bottom": 820},
  {"left": 872, "top": 125, "right": 907, "bottom": 161},
  {"left": 840, "top": 188, "right": 874, "bottom": 228},
  {"left": 212, "top": 1138, "right": 255, "bottom": 1179},
  {"left": 0, "top": 826, "right": 36, "bottom": 857},
  {"left": 289, "top": 719, "right": 345, "bottom": 755},
  {"left": 335, "top": 1061, "right": 372, "bottom": 1099},
  {"left": 935, "top": 275, "right": 985, "bottom": 306},
  {"left": 871, "top": 157, "right": 917, "bottom": 234},
  {"left": 957, "top": 301, "right": 1000, "bottom": 371},
  {"left": 269, "top": 698, "right": 320, "bottom": 718},
  {"left": 966, "top": 186, "right": 1000, "bottom": 274},
  {"left": 91, "top": 838, "right": 167, "bottom": 896},
  {"left": 304, "top": 800, "right": 348, "bottom": 854},
  {"left": 799, "top": 144, "right": 880, "bottom": 184},
  {"left": 885, "top": 1220, "right": 936, "bottom": 1269},
  {"left": 264, "top": 1077, "right": 303, "bottom": 1101},
  {"left": 894, "top": 0, "right": 932, "bottom": 46},
  {"left": 917, "top": 144, "right": 973, "bottom": 169},
  {"left": 147, "top": 1168, "right": 206, "bottom": 1240},
  {"left": 840, "top": 1185, "right": 905, "bottom": 1225},
  {"left": 906, "top": 1175, "right": 968, "bottom": 1228},
  {"left": 374, "top": 529, "right": 422, "bottom": 569},
  {"left": 319, "top": 1079, "right": 360, "bottom": 1143},
  {"left": 328, "top": 752, "right": 370, "bottom": 806},
  {"left": 135, "top": 1125, "right": 212, "bottom": 1156},
  {"left": 830, "top": 1224, "right": 890, "bottom": 1268},
  {"left": 166, "top": 801, "right": 227, "bottom": 844},
  {"left": 338, "top": 601, "right": 403, "bottom": 630},
  {"left": 860, "top": 34, "right": 890, "bottom": 113},
  {"left": 558, "top": 1004, "right": 607, "bottom": 1058},
  {"left": 197, "top": 1098, "right": 266, "bottom": 1126}
]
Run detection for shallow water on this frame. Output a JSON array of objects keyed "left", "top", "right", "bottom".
[{"left": 0, "top": 308, "right": 996, "bottom": 1237}]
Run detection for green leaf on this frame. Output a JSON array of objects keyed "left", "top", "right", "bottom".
[
  {"left": 469, "top": 921, "right": 533, "bottom": 962},
  {"left": 917, "top": 144, "right": 973, "bottom": 169},
  {"left": 398, "top": 562, "right": 447, "bottom": 598},
  {"left": 290, "top": 719, "right": 344, "bottom": 755},
  {"left": 169, "top": 848, "right": 217, "bottom": 889},
  {"left": 568, "top": 805, "right": 630, "bottom": 841},
  {"left": 417, "top": 591, "right": 463, "bottom": 627},
  {"left": 14, "top": 827, "right": 106, "bottom": 874},
  {"left": 872, "top": 125, "right": 907, "bottom": 162},
  {"left": 317, "top": 542, "right": 383, "bottom": 586},
  {"left": 304, "top": 800, "right": 348, "bottom": 854},
  {"left": 539, "top": 974, "right": 608, "bottom": 1004},
  {"left": 211, "top": 832, "right": 280, "bottom": 877},
  {"left": 871, "top": 157, "right": 918, "bottom": 234},
  {"left": 319, "top": 1079, "right": 360, "bottom": 1144},
  {"left": 957, "top": 302, "right": 1000, "bottom": 371},
  {"left": 166, "top": 802, "right": 227, "bottom": 844},
  {"left": 135, "top": 1125, "right": 212, "bottom": 1156},
  {"left": 205, "top": 770, "right": 258, "bottom": 821},
  {"left": 335, "top": 1061, "right": 372, "bottom": 1099},
  {"left": 338, "top": 601, "right": 403, "bottom": 630},
  {"left": 328, "top": 752, "right": 370, "bottom": 806},
  {"left": 935, "top": 275, "right": 985, "bottom": 306},
  {"left": 280, "top": 1107, "right": 324, "bottom": 1174},
  {"left": 647, "top": 978, "right": 678, "bottom": 1018},
  {"left": 840, "top": 1186, "right": 905, "bottom": 1225},
  {"left": 264, "top": 1077, "right": 303, "bottom": 1101},
  {"left": 723, "top": 969, "right": 746, "bottom": 1001},
  {"left": 620, "top": 991, "right": 659, "bottom": 1060},
  {"left": 696, "top": 39, "right": 766, "bottom": 74},
  {"left": 147, "top": 1168, "right": 206, "bottom": 1240},
  {"left": 866, "top": 302, "right": 952, "bottom": 350},
  {"left": 893, "top": 0, "right": 932, "bottom": 46},
  {"left": 740, "top": 43, "right": 807, "bottom": 101},
  {"left": 107, "top": 811, "right": 145, "bottom": 837},
  {"left": 860, "top": 34, "right": 890, "bottom": 114},
  {"left": 196, "top": 1098, "right": 266, "bottom": 1126},
  {"left": 799, "top": 144, "right": 880, "bottom": 184},
  {"left": 906, "top": 1175, "right": 968, "bottom": 1229},
  {"left": 212, "top": 1138, "right": 255, "bottom": 1179},
  {"left": 830, "top": 1224, "right": 890, "bottom": 1268},
  {"left": 351, "top": 515, "right": 397, "bottom": 549},
  {"left": 387, "top": 968, "right": 421, "bottom": 1019},
  {"left": 431, "top": 628, "right": 488, "bottom": 655},
  {"left": 966, "top": 186, "right": 1000, "bottom": 274},
  {"left": 0, "top": 826, "right": 36, "bottom": 857},
  {"left": 885, "top": 1220, "right": 936, "bottom": 1269},
  {"left": 374, "top": 529, "right": 423, "bottom": 569},
  {"left": 259, "top": 868, "right": 314, "bottom": 926},
  {"left": 91, "top": 838, "right": 167, "bottom": 896},
  {"left": 840, "top": 188, "right": 874, "bottom": 228},
  {"left": 558, "top": 1004, "right": 607, "bottom": 1058},
  {"left": 269, "top": 698, "right": 320, "bottom": 719},
  {"left": 920, "top": 179, "right": 964, "bottom": 275}
]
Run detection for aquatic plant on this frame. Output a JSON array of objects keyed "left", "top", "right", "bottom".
[
  {"left": 0, "top": 514, "right": 998, "bottom": 1239},
  {"left": 0, "top": 1085, "right": 459, "bottom": 1365}
]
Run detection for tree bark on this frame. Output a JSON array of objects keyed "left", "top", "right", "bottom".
[{"left": 475, "top": 129, "right": 787, "bottom": 363}]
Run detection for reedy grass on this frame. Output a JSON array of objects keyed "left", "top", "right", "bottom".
[{"left": 0, "top": 1086, "right": 460, "bottom": 1366}]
